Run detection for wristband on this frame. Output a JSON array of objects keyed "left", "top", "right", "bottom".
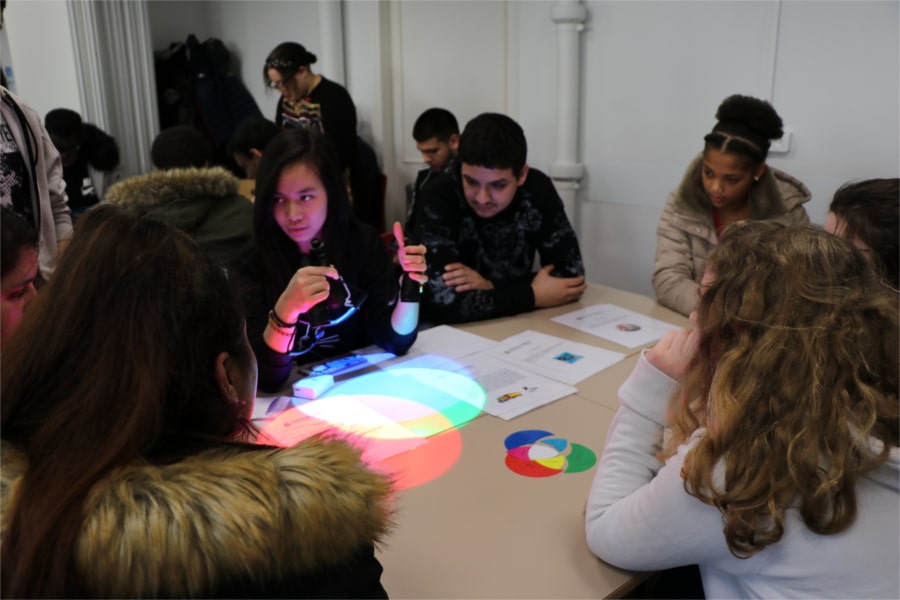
[
  {"left": 268, "top": 309, "right": 298, "bottom": 329},
  {"left": 400, "top": 274, "right": 424, "bottom": 303}
]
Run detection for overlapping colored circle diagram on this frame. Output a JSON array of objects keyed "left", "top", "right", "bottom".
[{"left": 504, "top": 429, "right": 597, "bottom": 477}]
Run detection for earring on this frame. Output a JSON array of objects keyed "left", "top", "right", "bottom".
[{"left": 754, "top": 176, "right": 760, "bottom": 182}]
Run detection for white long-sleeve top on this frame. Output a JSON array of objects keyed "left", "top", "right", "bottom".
[
  {"left": 1, "top": 87, "right": 73, "bottom": 279},
  {"left": 586, "top": 352, "right": 900, "bottom": 599}
]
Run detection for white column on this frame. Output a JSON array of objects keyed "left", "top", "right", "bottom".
[
  {"left": 548, "top": 0, "right": 587, "bottom": 219},
  {"left": 67, "top": 1, "right": 107, "bottom": 130},
  {"left": 67, "top": 0, "right": 158, "bottom": 177},
  {"left": 319, "top": 0, "right": 346, "bottom": 85}
]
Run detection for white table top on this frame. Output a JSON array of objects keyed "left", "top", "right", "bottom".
[
  {"left": 375, "top": 394, "right": 644, "bottom": 599},
  {"left": 374, "top": 285, "right": 683, "bottom": 598},
  {"left": 257, "top": 283, "right": 684, "bottom": 598}
]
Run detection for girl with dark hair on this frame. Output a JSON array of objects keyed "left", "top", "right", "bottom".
[
  {"left": 1, "top": 205, "right": 38, "bottom": 347},
  {"left": 652, "top": 94, "right": 812, "bottom": 315},
  {"left": 588, "top": 221, "right": 899, "bottom": 598},
  {"left": 825, "top": 177, "right": 899, "bottom": 289},
  {"left": 243, "top": 127, "right": 427, "bottom": 392},
  {"left": 1, "top": 204, "right": 393, "bottom": 598}
]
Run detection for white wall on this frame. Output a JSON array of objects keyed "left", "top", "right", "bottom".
[
  {"left": 519, "top": 0, "right": 899, "bottom": 296},
  {"left": 9, "top": 0, "right": 898, "bottom": 299},
  {"left": 147, "top": 1, "right": 209, "bottom": 50},
  {"left": 2, "top": 0, "right": 82, "bottom": 118}
]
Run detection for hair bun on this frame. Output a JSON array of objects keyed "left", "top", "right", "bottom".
[
  {"left": 715, "top": 94, "right": 784, "bottom": 141},
  {"left": 265, "top": 42, "right": 318, "bottom": 70}
]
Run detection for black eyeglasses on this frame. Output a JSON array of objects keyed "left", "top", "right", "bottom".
[
  {"left": 267, "top": 72, "right": 297, "bottom": 90},
  {"left": 287, "top": 277, "right": 368, "bottom": 358}
]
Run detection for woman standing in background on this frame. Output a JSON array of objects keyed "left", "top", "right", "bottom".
[
  {"left": 263, "top": 42, "right": 358, "bottom": 177},
  {"left": 652, "top": 94, "right": 811, "bottom": 316}
]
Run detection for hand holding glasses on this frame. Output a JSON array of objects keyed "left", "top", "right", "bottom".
[
  {"left": 277, "top": 264, "right": 338, "bottom": 319},
  {"left": 273, "top": 239, "right": 369, "bottom": 358}
]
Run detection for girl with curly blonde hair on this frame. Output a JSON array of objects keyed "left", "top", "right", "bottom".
[{"left": 587, "top": 221, "right": 899, "bottom": 598}]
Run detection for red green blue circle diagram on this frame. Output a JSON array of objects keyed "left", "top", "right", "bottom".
[{"left": 504, "top": 429, "right": 597, "bottom": 477}]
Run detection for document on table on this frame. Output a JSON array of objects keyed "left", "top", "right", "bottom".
[
  {"left": 552, "top": 304, "right": 682, "bottom": 349},
  {"left": 402, "top": 324, "right": 499, "bottom": 358},
  {"left": 455, "top": 354, "right": 577, "bottom": 420},
  {"left": 386, "top": 350, "right": 577, "bottom": 420},
  {"left": 259, "top": 326, "right": 585, "bottom": 431},
  {"left": 376, "top": 328, "right": 575, "bottom": 419},
  {"left": 482, "top": 330, "right": 625, "bottom": 385}
]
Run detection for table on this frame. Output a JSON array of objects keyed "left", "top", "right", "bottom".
[
  {"left": 376, "top": 394, "right": 644, "bottom": 599},
  {"left": 375, "top": 284, "right": 684, "bottom": 598},
  {"left": 257, "top": 284, "right": 685, "bottom": 598}
]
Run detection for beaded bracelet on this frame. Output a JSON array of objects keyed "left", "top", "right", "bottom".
[{"left": 268, "top": 309, "right": 297, "bottom": 335}]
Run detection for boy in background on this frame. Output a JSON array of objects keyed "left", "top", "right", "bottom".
[
  {"left": 227, "top": 115, "right": 279, "bottom": 180},
  {"left": 411, "top": 112, "right": 586, "bottom": 324},
  {"left": 406, "top": 107, "right": 459, "bottom": 231}
]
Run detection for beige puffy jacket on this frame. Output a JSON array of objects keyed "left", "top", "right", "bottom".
[{"left": 652, "top": 155, "right": 811, "bottom": 316}]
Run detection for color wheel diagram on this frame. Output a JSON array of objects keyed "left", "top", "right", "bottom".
[{"left": 504, "top": 429, "right": 597, "bottom": 477}]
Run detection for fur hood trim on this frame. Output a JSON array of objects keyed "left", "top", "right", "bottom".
[
  {"left": 674, "top": 153, "right": 811, "bottom": 219},
  {"left": 1, "top": 435, "right": 393, "bottom": 598},
  {"left": 105, "top": 166, "right": 240, "bottom": 209}
]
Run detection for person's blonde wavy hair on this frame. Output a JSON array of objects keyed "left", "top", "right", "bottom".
[{"left": 664, "top": 221, "right": 899, "bottom": 558}]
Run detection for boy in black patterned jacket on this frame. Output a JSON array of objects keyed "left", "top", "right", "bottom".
[{"left": 411, "top": 112, "right": 586, "bottom": 324}]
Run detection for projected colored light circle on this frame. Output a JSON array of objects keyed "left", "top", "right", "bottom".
[
  {"left": 324, "top": 368, "right": 485, "bottom": 435},
  {"left": 258, "top": 367, "right": 485, "bottom": 490},
  {"left": 503, "top": 429, "right": 597, "bottom": 478},
  {"left": 376, "top": 426, "right": 463, "bottom": 490}
]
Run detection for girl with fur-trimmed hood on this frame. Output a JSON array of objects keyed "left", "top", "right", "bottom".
[
  {"left": 652, "top": 94, "right": 811, "bottom": 316},
  {"left": 0, "top": 205, "right": 393, "bottom": 598},
  {"left": 105, "top": 125, "right": 255, "bottom": 271}
]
